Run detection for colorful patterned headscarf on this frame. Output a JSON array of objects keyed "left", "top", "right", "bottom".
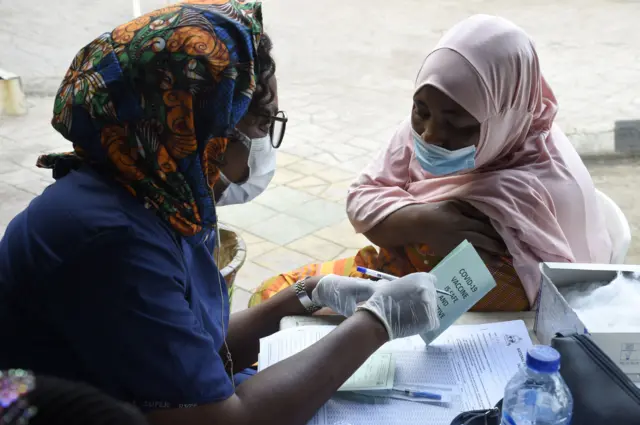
[{"left": 37, "top": 0, "right": 264, "bottom": 242}]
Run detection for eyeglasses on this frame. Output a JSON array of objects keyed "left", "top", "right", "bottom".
[{"left": 267, "top": 110, "right": 287, "bottom": 149}]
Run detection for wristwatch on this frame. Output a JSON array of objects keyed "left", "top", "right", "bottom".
[{"left": 294, "top": 277, "right": 322, "bottom": 314}]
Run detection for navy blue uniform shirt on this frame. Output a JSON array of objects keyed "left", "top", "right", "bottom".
[{"left": 0, "top": 166, "right": 234, "bottom": 410}]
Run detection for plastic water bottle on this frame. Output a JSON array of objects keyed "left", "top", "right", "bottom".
[{"left": 501, "top": 346, "right": 573, "bottom": 425}]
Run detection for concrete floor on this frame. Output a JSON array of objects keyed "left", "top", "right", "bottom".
[{"left": 2, "top": 0, "right": 640, "bottom": 154}]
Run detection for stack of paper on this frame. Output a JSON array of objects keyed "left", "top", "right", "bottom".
[
  {"left": 259, "top": 320, "right": 532, "bottom": 425},
  {"left": 420, "top": 240, "right": 497, "bottom": 345},
  {"left": 258, "top": 326, "right": 395, "bottom": 391}
]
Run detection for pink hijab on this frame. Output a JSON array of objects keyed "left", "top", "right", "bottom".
[{"left": 347, "top": 15, "right": 612, "bottom": 304}]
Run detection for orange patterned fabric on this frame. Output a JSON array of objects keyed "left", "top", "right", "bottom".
[
  {"left": 36, "top": 1, "right": 263, "bottom": 243},
  {"left": 249, "top": 244, "right": 529, "bottom": 311}
]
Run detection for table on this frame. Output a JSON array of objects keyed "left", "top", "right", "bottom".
[
  {"left": 278, "top": 312, "right": 539, "bottom": 425},
  {"left": 281, "top": 311, "right": 539, "bottom": 343}
]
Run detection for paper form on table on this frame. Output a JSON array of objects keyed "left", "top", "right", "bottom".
[
  {"left": 338, "top": 353, "right": 395, "bottom": 391},
  {"left": 431, "top": 320, "right": 531, "bottom": 411},
  {"left": 258, "top": 326, "right": 395, "bottom": 391},
  {"left": 294, "top": 320, "right": 533, "bottom": 425},
  {"left": 420, "top": 240, "right": 497, "bottom": 345}
]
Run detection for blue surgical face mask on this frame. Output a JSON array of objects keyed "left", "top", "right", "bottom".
[{"left": 412, "top": 129, "right": 476, "bottom": 176}]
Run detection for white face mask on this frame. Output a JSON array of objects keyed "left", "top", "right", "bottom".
[{"left": 217, "top": 134, "right": 276, "bottom": 206}]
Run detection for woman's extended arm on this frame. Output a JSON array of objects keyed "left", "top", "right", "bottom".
[
  {"left": 49, "top": 227, "right": 437, "bottom": 425},
  {"left": 149, "top": 310, "right": 388, "bottom": 425},
  {"left": 224, "top": 273, "right": 388, "bottom": 372},
  {"left": 223, "top": 277, "right": 323, "bottom": 373},
  {"left": 149, "top": 273, "right": 439, "bottom": 425}
]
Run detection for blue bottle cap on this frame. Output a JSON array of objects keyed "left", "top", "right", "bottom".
[{"left": 526, "top": 345, "right": 561, "bottom": 373}]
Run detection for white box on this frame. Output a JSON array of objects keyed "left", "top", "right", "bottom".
[
  {"left": 0, "top": 68, "right": 27, "bottom": 116},
  {"left": 535, "top": 262, "right": 640, "bottom": 383}
]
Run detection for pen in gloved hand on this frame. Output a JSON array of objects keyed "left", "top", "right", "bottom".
[{"left": 356, "top": 267, "right": 451, "bottom": 297}]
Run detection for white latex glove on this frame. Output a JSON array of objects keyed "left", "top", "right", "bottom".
[
  {"left": 311, "top": 274, "right": 380, "bottom": 317},
  {"left": 356, "top": 272, "right": 440, "bottom": 340}
]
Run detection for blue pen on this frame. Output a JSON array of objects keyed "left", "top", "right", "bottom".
[
  {"left": 357, "top": 266, "right": 450, "bottom": 296},
  {"left": 393, "top": 389, "right": 442, "bottom": 401}
]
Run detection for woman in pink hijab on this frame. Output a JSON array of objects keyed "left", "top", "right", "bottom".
[{"left": 252, "top": 14, "right": 612, "bottom": 311}]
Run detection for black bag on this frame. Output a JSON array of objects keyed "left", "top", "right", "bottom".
[
  {"left": 449, "top": 401, "right": 502, "bottom": 425},
  {"left": 552, "top": 332, "right": 640, "bottom": 425}
]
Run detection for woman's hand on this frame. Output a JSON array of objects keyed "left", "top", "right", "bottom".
[{"left": 311, "top": 275, "right": 380, "bottom": 317}]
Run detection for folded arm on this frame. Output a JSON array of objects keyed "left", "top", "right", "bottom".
[
  {"left": 362, "top": 204, "right": 443, "bottom": 247},
  {"left": 346, "top": 123, "right": 505, "bottom": 255}
]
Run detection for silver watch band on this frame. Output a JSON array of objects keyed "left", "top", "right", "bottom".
[{"left": 294, "top": 277, "right": 321, "bottom": 314}]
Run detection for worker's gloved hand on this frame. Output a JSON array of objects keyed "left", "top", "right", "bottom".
[
  {"left": 356, "top": 272, "right": 440, "bottom": 340},
  {"left": 311, "top": 275, "right": 380, "bottom": 317}
]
